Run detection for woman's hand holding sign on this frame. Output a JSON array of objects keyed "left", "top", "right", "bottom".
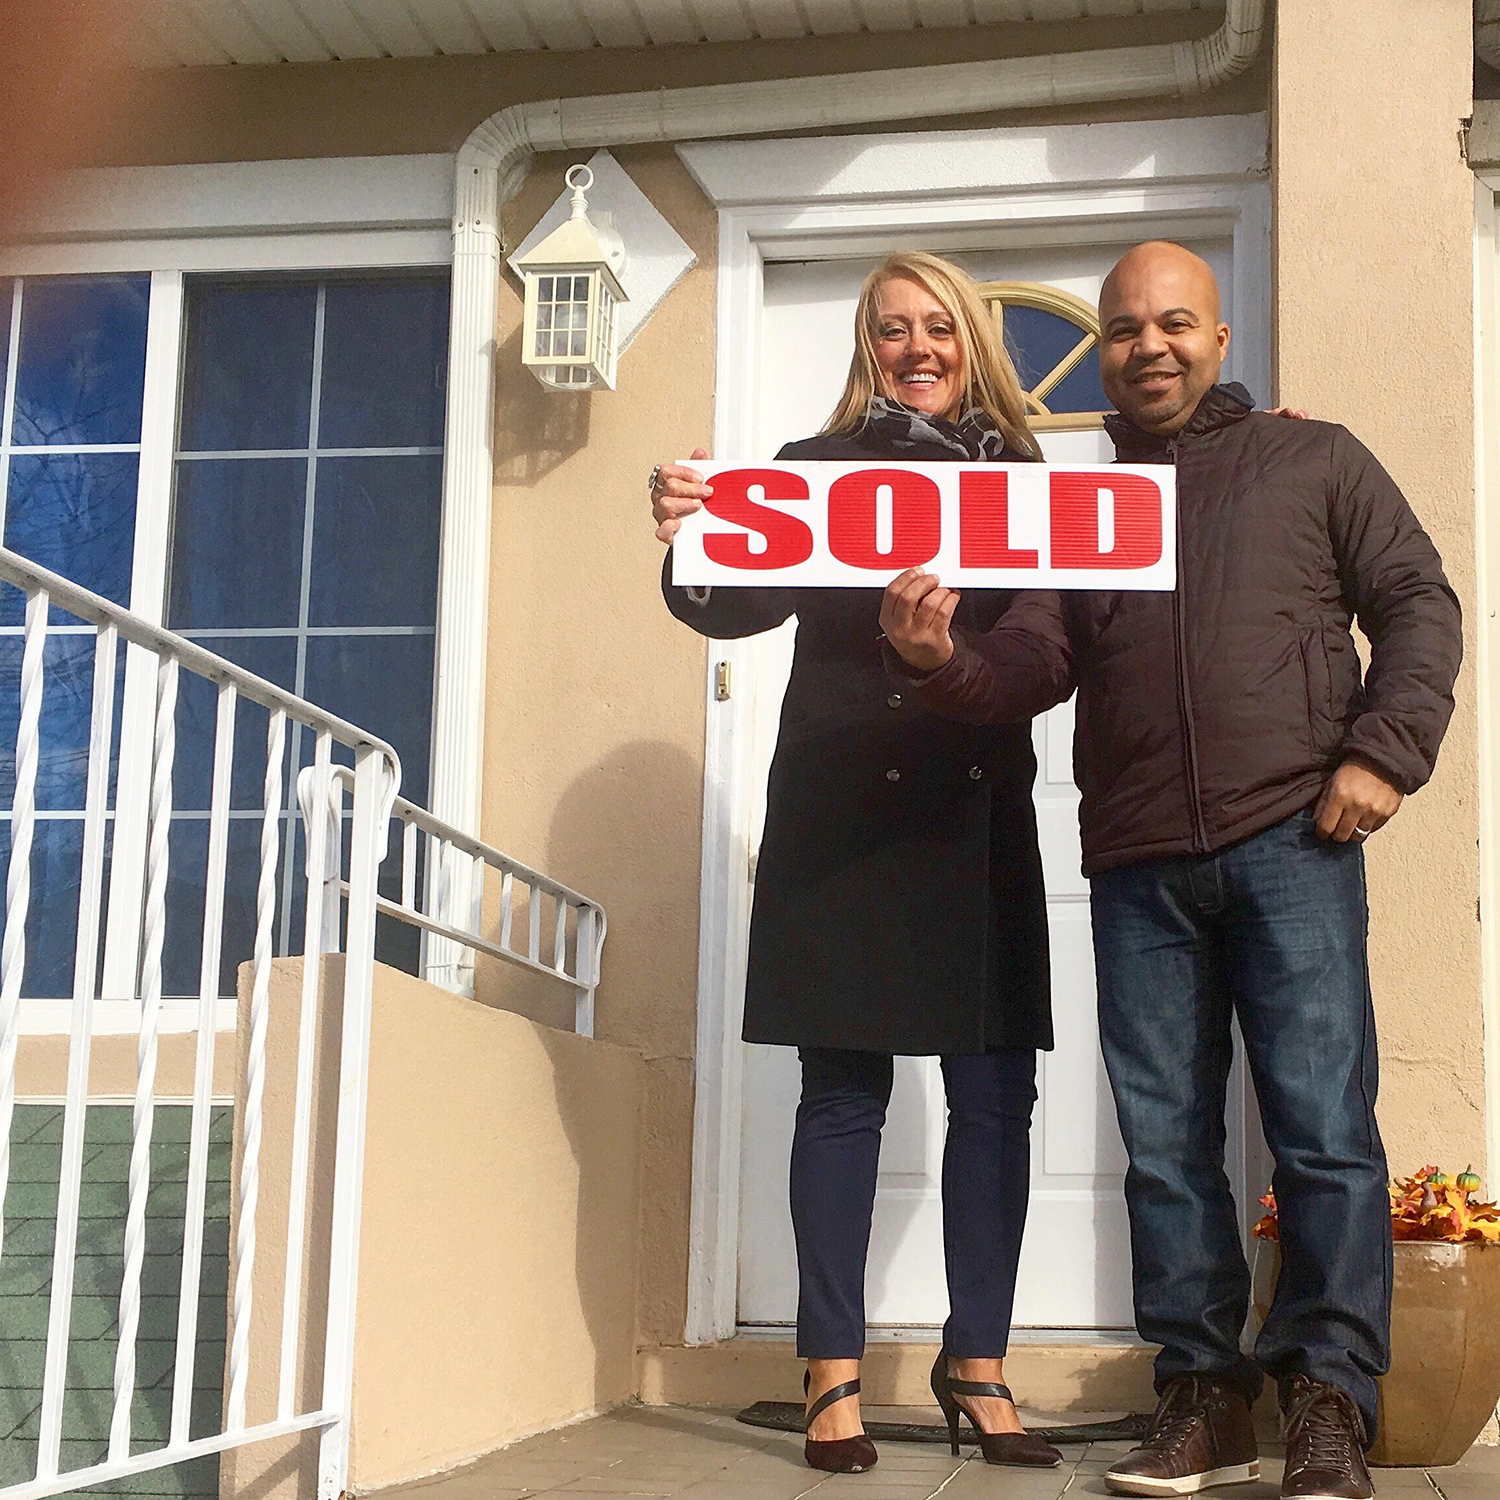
[
  {"left": 881, "top": 568, "right": 960, "bottom": 672},
  {"left": 651, "top": 448, "right": 713, "bottom": 543}
]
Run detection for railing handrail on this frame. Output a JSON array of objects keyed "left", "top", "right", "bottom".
[
  {"left": 307, "top": 765, "right": 609, "bottom": 1034},
  {"left": 0, "top": 547, "right": 402, "bottom": 776}
]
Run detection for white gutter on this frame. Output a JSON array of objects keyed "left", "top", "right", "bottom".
[
  {"left": 1481, "top": 0, "right": 1500, "bottom": 73},
  {"left": 429, "top": 0, "right": 1267, "bottom": 839}
]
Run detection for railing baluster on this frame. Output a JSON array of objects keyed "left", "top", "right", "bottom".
[
  {"left": 36, "top": 621, "right": 115, "bottom": 1477},
  {"left": 0, "top": 587, "right": 46, "bottom": 1269},
  {"left": 280, "top": 731, "right": 333, "bottom": 1419},
  {"left": 574, "top": 905, "right": 596, "bottom": 1039},
  {"left": 228, "top": 707, "right": 286, "bottom": 1431},
  {"left": 553, "top": 892, "right": 567, "bottom": 974},
  {"left": 111, "top": 654, "right": 178, "bottom": 1460},
  {"left": 498, "top": 871, "right": 514, "bottom": 952},
  {"left": 170, "top": 679, "right": 236, "bottom": 1446},
  {"left": 528, "top": 879, "right": 542, "bottom": 965},
  {"left": 401, "top": 818, "right": 417, "bottom": 911}
]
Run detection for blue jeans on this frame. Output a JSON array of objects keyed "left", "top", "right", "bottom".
[
  {"left": 1090, "top": 809, "right": 1391, "bottom": 1438},
  {"left": 790, "top": 1047, "right": 1036, "bottom": 1359}
]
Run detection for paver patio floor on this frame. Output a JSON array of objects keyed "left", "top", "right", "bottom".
[{"left": 374, "top": 1405, "right": 1500, "bottom": 1500}]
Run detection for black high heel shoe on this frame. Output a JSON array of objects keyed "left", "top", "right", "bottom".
[
  {"left": 929, "top": 1350, "right": 1062, "bottom": 1468},
  {"left": 803, "top": 1369, "right": 878, "bottom": 1473}
]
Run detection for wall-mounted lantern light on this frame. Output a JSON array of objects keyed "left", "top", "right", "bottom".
[{"left": 517, "top": 165, "right": 628, "bottom": 392}]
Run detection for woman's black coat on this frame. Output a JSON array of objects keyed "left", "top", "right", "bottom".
[{"left": 663, "top": 428, "right": 1055, "bottom": 1056}]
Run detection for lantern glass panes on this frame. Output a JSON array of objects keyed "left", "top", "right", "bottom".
[{"left": 517, "top": 165, "right": 627, "bottom": 393}]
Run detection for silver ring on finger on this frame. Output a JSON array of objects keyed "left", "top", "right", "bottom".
[
  {"left": 1352, "top": 826, "right": 1371, "bottom": 840},
  {"left": 648, "top": 463, "right": 664, "bottom": 495}
]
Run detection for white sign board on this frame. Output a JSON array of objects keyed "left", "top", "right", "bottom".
[{"left": 670, "top": 461, "right": 1176, "bottom": 590}]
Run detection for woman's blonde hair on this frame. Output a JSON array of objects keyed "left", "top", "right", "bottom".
[{"left": 823, "top": 251, "right": 1043, "bottom": 461}]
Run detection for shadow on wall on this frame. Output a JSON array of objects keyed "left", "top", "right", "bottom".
[
  {"left": 493, "top": 322, "right": 593, "bottom": 488},
  {"left": 478, "top": 738, "right": 704, "bottom": 1048}
]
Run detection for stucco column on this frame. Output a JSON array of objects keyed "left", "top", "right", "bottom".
[{"left": 1273, "top": 0, "right": 1483, "bottom": 1173}]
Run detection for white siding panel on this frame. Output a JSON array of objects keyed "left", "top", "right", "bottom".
[
  {"left": 514, "top": 0, "right": 595, "bottom": 47},
  {"left": 646, "top": 0, "right": 720, "bottom": 44},
  {"left": 138, "top": 7, "right": 231, "bottom": 65},
  {"left": 572, "top": 0, "right": 650, "bottom": 46},
  {"left": 744, "top": 0, "right": 806, "bottom": 38},
  {"left": 801, "top": 0, "right": 862, "bottom": 34},
  {"left": 412, "top": 0, "right": 491, "bottom": 51},
  {"left": 243, "top": 0, "right": 339, "bottom": 60},
  {"left": 915, "top": 0, "right": 972, "bottom": 27},
  {"left": 461, "top": 0, "right": 542, "bottom": 49},
  {"left": 291, "top": 0, "right": 385, "bottom": 56},
  {"left": 341, "top": 0, "right": 437, "bottom": 52},
  {"left": 181, "top": 0, "right": 283, "bottom": 63},
  {"left": 970, "top": 0, "right": 1033, "bottom": 19},
  {"left": 853, "top": 0, "right": 916, "bottom": 31}
]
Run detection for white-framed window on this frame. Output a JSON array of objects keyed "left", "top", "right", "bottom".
[{"left": 0, "top": 155, "right": 456, "bottom": 1031}]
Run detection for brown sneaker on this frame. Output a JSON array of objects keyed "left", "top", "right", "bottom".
[
  {"left": 1278, "top": 1376, "right": 1373, "bottom": 1500},
  {"left": 1105, "top": 1374, "right": 1260, "bottom": 1496}
]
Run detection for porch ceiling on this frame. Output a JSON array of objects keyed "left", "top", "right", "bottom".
[{"left": 136, "top": 0, "right": 1221, "bottom": 67}]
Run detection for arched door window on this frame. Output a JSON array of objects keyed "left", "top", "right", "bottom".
[{"left": 978, "top": 282, "right": 1110, "bottom": 431}]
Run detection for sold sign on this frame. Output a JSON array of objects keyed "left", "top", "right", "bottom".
[{"left": 670, "top": 462, "right": 1176, "bottom": 590}]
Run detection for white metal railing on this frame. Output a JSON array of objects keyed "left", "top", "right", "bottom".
[
  {"left": 298, "top": 767, "right": 608, "bottom": 1036},
  {"left": 0, "top": 544, "right": 607, "bottom": 1500},
  {"left": 0, "top": 547, "right": 394, "bottom": 1500}
]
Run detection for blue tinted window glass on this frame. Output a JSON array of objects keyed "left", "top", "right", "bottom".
[
  {"left": 11, "top": 277, "right": 149, "bottom": 446},
  {"left": 178, "top": 284, "right": 316, "bottom": 452},
  {"left": 0, "top": 819, "right": 85, "bottom": 997},
  {"left": 171, "top": 636, "right": 297, "bottom": 813},
  {"left": 163, "top": 817, "right": 276, "bottom": 998},
  {"left": 3, "top": 454, "right": 138, "bottom": 624},
  {"left": 302, "top": 635, "right": 434, "bottom": 803},
  {"left": 167, "top": 459, "right": 306, "bottom": 629},
  {"left": 319, "top": 279, "right": 449, "bottom": 449},
  {"left": 1002, "top": 305, "right": 1090, "bottom": 393},
  {"left": 308, "top": 456, "right": 441, "bottom": 628},
  {"left": 1044, "top": 351, "right": 1111, "bottom": 415},
  {"left": 0, "top": 635, "right": 127, "bottom": 811}
]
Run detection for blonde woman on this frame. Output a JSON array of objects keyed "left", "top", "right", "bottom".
[{"left": 650, "top": 254, "right": 1071, "bottom": 1475}]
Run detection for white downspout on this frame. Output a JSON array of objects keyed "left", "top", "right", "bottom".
[
  {"left": 429, "top": 0, "right": 1267, "bottom": 844},
  {"left": 1480, "top": 0, "right": 1500, "bottom": 73}
]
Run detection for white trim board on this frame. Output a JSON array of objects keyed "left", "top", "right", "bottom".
[
  {"left": 678, "top": 118, "right": 1272, "bottom": 1347},
  {"left": 1473, "top": 173, "right": 1500, "bottom": 1189},
  {"left": 8, "top": 154, "right": 455, "bottom": 241},
  {"left": 678, "top": 112, "right": 1269, "bottom": 207}
]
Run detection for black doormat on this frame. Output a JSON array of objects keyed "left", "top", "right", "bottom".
[{"left": 736, "top": 1402, "right": 1152, "bottom": 1445}]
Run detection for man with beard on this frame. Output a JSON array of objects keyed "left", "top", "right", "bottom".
[{"left": 880, "top": 241, "right": 1463, "bottom": 1500}]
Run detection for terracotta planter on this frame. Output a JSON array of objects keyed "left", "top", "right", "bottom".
[{"left": 1248, "top": 1238, "right": 1500, "bottom": 1467}]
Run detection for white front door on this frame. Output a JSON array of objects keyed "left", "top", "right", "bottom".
[{"left": 734, "top": 240, "right": 1244, "bottom": 1334}]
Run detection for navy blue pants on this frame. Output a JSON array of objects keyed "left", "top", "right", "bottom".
[
  {"left": 790, "top": 1045, "right": 1037, "bottom": 1359},
  {"left": 1091, "top": 808, "right": 1391, "bottom": 1440}
]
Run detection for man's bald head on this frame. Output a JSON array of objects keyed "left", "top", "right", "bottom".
[{"left": 1098, "top": 241, "right": 1231, "bottom": 435}]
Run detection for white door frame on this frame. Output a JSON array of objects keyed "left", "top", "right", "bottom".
[
  {"left": 1472, "top": 174, "right": 1500, "bottom": 1192},
  {"left": 677, "top": 112, "right": 1274, "bottom": 1345}
]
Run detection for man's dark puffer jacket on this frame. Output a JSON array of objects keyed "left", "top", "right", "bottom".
[{"left": 904, "top": 384, "right": 1464, "bottom": 876}]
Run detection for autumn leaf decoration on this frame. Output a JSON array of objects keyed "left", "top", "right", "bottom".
[{"left": 1254, "top": 1167, "right": 1500, "bottom": 1245}]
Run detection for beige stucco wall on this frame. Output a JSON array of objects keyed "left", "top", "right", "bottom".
[
  {"left": 1273, "top": 0, "right": 1485, "bottom": 1176},
  {"left": 13, "top": 1031, "right": 237, "bottom": 1098},
  {"left": 473, "top": 146, "right": 719, "bottom": 1353},
  {"left": 220, "top": 958, "right": 645, "bottom": 1499}
]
